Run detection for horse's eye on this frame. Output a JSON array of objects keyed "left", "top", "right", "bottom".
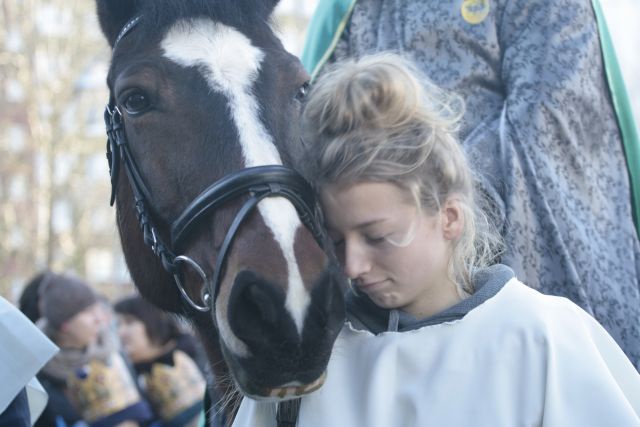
[
  {"left": 123, "top": 92, "right": 150, "bottom": 115},
  {"left": 295, "top": 81, "right": 310, "bottom": 102}
]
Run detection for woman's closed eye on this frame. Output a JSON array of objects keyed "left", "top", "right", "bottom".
[
  {"left": 327, "top": 229, "right": 393, "bottom": 248},
  {"left": 364, "top": 234, "right": 387, "bottom": 245}
]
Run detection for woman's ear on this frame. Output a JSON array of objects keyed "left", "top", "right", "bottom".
[{"left": 441, "top": 198, "right": 464, "bottom": 241}]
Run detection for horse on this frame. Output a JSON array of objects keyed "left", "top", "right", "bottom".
[{"left": 95, "top": 0, "right": 346, "bottom": 422}]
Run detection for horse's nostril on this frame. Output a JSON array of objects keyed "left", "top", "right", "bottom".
[
  {"left": 245, "top": 279, "right": 279, "bottom": 325},
  {"left": 228, "top": 270, "right": 290, "bottom": 346}
]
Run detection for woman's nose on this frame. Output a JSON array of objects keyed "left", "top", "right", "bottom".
[{"left": 343, "top": 239, "right": 371, "bottom": 279}]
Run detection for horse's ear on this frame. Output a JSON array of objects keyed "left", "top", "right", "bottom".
[
  {"left": 234, "top": 0, "right": 280, "bottom": 20},
  {"left": 95, "top": 0, "right": 139, "bottom": 47},
  {"left": 264, "top": 0, "right": 281, "bottom": 17}
]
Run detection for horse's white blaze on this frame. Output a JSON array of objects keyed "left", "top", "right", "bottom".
[
  {"left": 259, "top": 198, "right": 310, "bottom": 333},
  {"left": 161, "top": 19, "right": 310, "bottom": 347},
  {"left": 162, "top": 19, "right": 281, "bottom": 166}
]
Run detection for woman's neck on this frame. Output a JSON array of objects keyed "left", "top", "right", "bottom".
[{"left": 402, "top": 278, "right": 464, "bottom": 319}]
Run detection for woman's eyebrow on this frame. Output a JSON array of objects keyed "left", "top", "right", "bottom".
[
  {"left": 325, "top": 218, "right": 388, "bottom": 234},
  {"left": 355, "top": 219, "right": 387, "bottom": 229}
]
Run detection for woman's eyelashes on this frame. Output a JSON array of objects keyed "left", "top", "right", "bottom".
[
  {"left": 340, "top": 233, "right": 390, "bottom": 247},
  {"left": 364, "top": 234, "right": 387, "bottom": 245}
]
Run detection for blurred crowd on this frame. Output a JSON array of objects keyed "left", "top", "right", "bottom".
[{"left": 1, "top": 271, "right": 208, "bottom": 427}]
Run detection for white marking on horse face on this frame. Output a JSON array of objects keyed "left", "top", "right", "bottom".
[
  {"left": 161, "top": 18, "right": 281, "bottom": 166},
  {"left": 161, "top": 19, "right": 311, "bottom": 347},
  {"left": 259, "top": 198, "right": 311, "bottom": 332}
]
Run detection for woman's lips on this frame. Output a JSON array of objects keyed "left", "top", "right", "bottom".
[{"left": 357, "top": 279, "right": 388, "bottom": 291}]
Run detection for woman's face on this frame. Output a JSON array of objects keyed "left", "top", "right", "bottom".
[
  {"left": 117, "top": 314, "right": 155, "bottom": 363},
  {"left": 60, "top": 303, "right": 102, "bottom": 348},
  {"left": 321, "top": 181, "right": 458, "bottom": 318}
]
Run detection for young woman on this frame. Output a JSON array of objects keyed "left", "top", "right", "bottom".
[
  {"left": 114, "top": 295, "right": 206, "bottom": 427},
  {"left": 231, "top": 54, "right": 640, "bottom": 426},
  {"left": 302, "top": 0, "right": 640, "bottom": 370}
]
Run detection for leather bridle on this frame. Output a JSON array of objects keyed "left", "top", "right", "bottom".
[{"left": 104, "top": 15, "right": 326, "bottom": 313}]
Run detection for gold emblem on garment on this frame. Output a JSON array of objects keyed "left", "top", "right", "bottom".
[
  {"left": 67, "top": 354, "right": 141, "bottom": 422},
  {"left": 140, "top": 350, "right": 206, "bottom": 421},
  {"left": 461, "top": 0, "right": 490, "bottom": 24}
]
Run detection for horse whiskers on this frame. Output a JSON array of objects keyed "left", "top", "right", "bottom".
[
  {"left": 213, "top": 392, "right": 241, "bottom": 424},
  {"left": 210, "top": 371, "right": 241, "bottom": 422}
]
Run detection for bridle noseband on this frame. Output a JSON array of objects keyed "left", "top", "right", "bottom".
[{"left": 104, "top": 16, "right": 326, "bottom": 313}]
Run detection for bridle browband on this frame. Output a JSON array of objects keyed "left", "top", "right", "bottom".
[{"left": 104, "top": 15, "right": 326, "bottom": 313}]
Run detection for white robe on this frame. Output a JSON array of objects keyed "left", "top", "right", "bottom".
[
  {"left": 0, "top": 296, "right": 58, "bottom": 420},
  {"left": 232, "top": 279, "right": 640, "bottom": 426}
]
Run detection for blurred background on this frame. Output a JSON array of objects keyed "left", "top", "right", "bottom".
[{"left": 1, "top": 0, "right": 638, "bottom": 302}]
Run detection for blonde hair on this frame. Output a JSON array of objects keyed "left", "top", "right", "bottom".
[{"left": 302, "top": 53, "right": 502, "bottom": 292}]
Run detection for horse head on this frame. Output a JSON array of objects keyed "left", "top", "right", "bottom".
[{"left": 95, "top": 0, "right": 345, "bottom": 405}]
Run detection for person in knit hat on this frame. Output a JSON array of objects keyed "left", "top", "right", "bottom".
[{"left": 33, "top": 272, "right": 153, "bottom": 427}]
